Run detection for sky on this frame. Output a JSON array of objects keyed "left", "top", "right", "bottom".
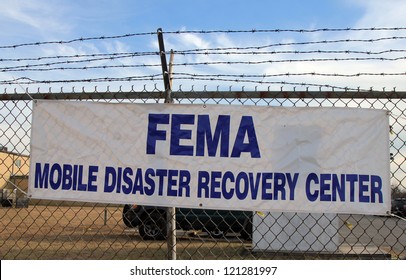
[
  {"left": 0, "top": 0, "right": 406, "bottom": 93},
  {"left": 0, "top": 0, "right": 364, "bottom": 41}
]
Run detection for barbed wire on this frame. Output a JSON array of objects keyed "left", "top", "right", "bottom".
[
  {"left": 3, "top": 49, "right": 405, "bottom": 64},
  {"left": 2, "top": 56, "right": 405, "bottom": 73},
  {"left": 1, "top": 27, "right": 405, "bottom": 49},
  {"left": 2, "top": 70, "right": 404, "bottom": 86},
  {"left": 1, "top": 27, "right": 405, "bottom": 89},
  {"left": 0, "top": 54, "right": 157, "bottom": 72},
  {"left": 164, "top": 27, "right": 406, "bottom": 34},
  {"left": 174, "top": 49, "right": 406, "bottom": 56},
  {"left": 2, "top": 48, "right": 405, "bottom": 72},
  {"left": 0, "top": 75, "right": 394, "bottom": 92},
  {"left": 173, "top": 72, "right": 406, "bottom": 79},
  {"left": 0, "top": 75, "right": 163, "bottom": 85},
  {"left": 0, "top": 78, "right": 350, "bottom": 92},
  {"left": 168, "top": 77, "right": 378, "bottom": 91},
  {"left": 3, "top": 70, "right": 404, "bottom": 85},
  {"left": 176, "top": 36, "right": 406, "bottom": 53},
  {"left": 2, "top": 51, "right": 405, "bottom": 73},
  {"left": 0, "top": 52, "right": 158, "bottom": 62},
  {"left": 1, "top": 34, "right": 405, "bottom": 73},
  {"left": 0, "top": 32, "right": 156, "bottom": 49}
]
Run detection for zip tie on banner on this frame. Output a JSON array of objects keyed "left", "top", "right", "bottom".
[
  {"left": 344, "top": 221, "right": 354, "bottom": 230},
  {"left": 256, "top": 211, "right": 265, "bottom": 217}
]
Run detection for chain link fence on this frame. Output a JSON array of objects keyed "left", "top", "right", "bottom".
[{"left": 1, "top": 88, "right": 405, "bottom": 260}]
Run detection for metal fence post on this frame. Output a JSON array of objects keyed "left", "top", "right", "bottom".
[{"left": 157, "top": 28, "right": 176, "bottom": 260}]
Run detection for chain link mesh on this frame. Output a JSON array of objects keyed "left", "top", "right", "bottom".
[{"left": 0, "top": 88, "right": 405, "bottom": 260}]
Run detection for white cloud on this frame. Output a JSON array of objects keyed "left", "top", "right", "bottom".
[
  {"left": 351, "top": 0, "right": 406, "bottom": 28},
  {"left": 0, "top": 0, "right": 71, "bottom": 37}
]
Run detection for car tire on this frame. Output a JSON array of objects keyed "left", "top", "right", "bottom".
[
  {"left": 139, "top": 211, "right": 167, "bottom": 240},
  {"left": 122, "top": 205, "right": 138, "bottom": 228}
]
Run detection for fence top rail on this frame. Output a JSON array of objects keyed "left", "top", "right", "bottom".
[{"left": 1, "top": 90, "right": 406, "bottom": 101}]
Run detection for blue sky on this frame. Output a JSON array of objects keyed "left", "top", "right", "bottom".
[
  {"left": 0, "top": 0, "right": 366, "bottom": 43},
  {"left": 0, "top": 0, "right": 406, "bottom": 92}
]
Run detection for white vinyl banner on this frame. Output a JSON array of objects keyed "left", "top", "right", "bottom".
[{"left": 29, "top": 100, "right": 391, "bottom": 215}]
